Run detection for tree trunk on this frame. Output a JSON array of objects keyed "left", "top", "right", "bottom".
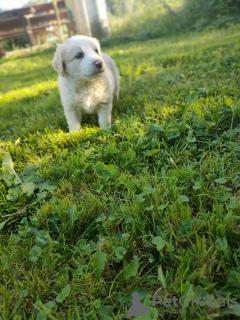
[
  {"left": 70, "top": 0, "right": 92, "bottom": 36},
  {"left": 85, "top": 0, "right": 110, "bottom": 39}
]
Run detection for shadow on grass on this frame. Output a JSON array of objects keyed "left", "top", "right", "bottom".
[
  {"left": 0, "top": 64, "right": 56, "bottom": 94},
  {"left": 0, "top": 46, "right": 55, "bottom": 66}
]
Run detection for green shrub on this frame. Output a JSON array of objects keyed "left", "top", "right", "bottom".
[
  {"left": 3, "top": 36, "right": 29, "bottom": 51},
  {"left": 108, "top": 0, "right": 181, "bottom": 37},
  {"left": 107, "top": 0, "right": 240, "bottom": 37},
  {"left": 180, "top": 0, "right": 240, "bottom": 30}
]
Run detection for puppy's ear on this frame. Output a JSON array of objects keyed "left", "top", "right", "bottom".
[
  {"left": 92, "top": 37, "right": 102, "bottom": 56},
  {"left": 52, "top": 44, "right": 65, "bottom": 76},
  {"left": 92, "top": 37, "right": 99, "bottom": 44}
]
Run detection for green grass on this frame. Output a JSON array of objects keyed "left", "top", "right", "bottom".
[{"left": 0, "top": 24, "right": 240, "bottom": 320}]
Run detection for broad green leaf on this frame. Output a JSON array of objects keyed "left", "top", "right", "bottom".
[
  {"left": 152, "top": 236, "right": 165, "bottom": 251},
  {"left": 84, "top": 147, "right": 95, "bottom": 156},
  {"left": 206, "top": 121, "right": 216, "bottom": 128},
  {"left": 174, "top": 170, "right": 198, "bottom": 184},
  {"left": 158, "top": 265, "right": 166, "bottom": 289},
  {"left": 225, "top": 97, "right": 234, "bottom": 107},
  {"left": 24, "top": 176, "right": 44, "bottom": 184},
  {"left": 158, "top": 204, "right": 167, "bottom": 210},
  {"left": 92, "top": 299, "right": 101, "bottom": 308},
  {"left": 7, "top": 188, "right": 19, "bottom": 201},
  {"left": 23, "top": 182, "right": 35, "bottom": 197},
  {"left": 67, "top": 205, "right": 78, "bottom": 225},
  {"left": 0, "top": 220, "right": 7, "bottom": 231},
  {"left": 36, "top": 312, "right": 47, "bottom": 320},
  {"left": 94, "top": 162, "right": 118, "bottom": 178},
  {"left": 193, "top": 104, "right": 205, "bottom": 117},
  {"left": 227, "top": 270, "right": 240, "bottom": 288},
  {"left": 229, "top": 198, "right": 238, "bottom": 209},
  {"left": 214, "top": 178, "right": 228, "bottom": 184},
  {"left": 20, "top": 163, "right": 35, "bottom": 181},
  {"left": 115, "top": 247, "right": 126, "bottom": 260},
  {"left": 127, "top": 148, "right": 136, "bottom": 159},
  {"left": 76, "top": 268, "right": 83, "bottom": 276},
  {"left": 144, "top": 185, "right": 155, "bottom": 194},
  {"left": 186, "top": 135, "right": 196, "bottom": 143},
  {"left": 181, "top": 281, "right": 194, "bottom": 307},
  {"left": 15, "top": 138, "right": 20, "bottom": 145},
  {"left": 193, "top": 183, "right": 201, "bottom": 190},
  {"left": 179, "top": 195, "right": 189, "bottom": 203},
  {"left": 152, "top": 137, "right": 159, "bottom": 148},
  {"left": 166, "top": 129, "right": 180, "bottom": 140},
  {"left": 92, "top": 251, "right": 106, "bottom": 280},
  {"left": 2, "top": 152, "right": 22, "bottom": 185},
  {"left": 34, "top": 300, "right": 43, "bottom": 309},
  {"left": 138, "top": 128, "right": 144, "bottom": 136},
  {"left": 124, "top": 256, "right": 139, "bottom": 280},
  {"left": 37, "top": 181, "right": 56, "bottom": 193},
  {"left": 218, "top": 190, "right": 231, "bottom": 202},
  {"left": 56, "top": 285, "right": 70, "bottom": 303},
  {"left": 62, "top": 284, "right": 70, "bottom": 296},
  {"left": 144, "top": 149, "right": 158, "bottom": 156},
  {"left": 43, "top": 301, "right": 57, "bottom": 314},
  {"left": 35, "top": 231, "right": 51, "bottom": 246},
  {"left": 228, "top": 305, "right": 240, "bottom": 316},
  {"left": 78, "top": 239, "right": 87, "bottom": 250},
  {"left": 186, "top": 88, "right": 205, "bottom": 104},
  {"left": 56, "top": 293, "right": 64, "bottom": 303},
  {"left": 178, "top": 220, "right": 192, "bottom": 236},
  {"left": 125, "top": 217, "right": 132, "bottom": 224},
  {"left": 0, "top": 172, "right": 15, "bottom": 186},
  {"left": 23, "top": 289, "right": 28, "bottom": 297},
  {"left": 35, "top": 191, "right": 48, "bottom": 203},
  {"left": 194, "top": 285, "right": 208, "bottom": 300},
  {"left": 192, "top": 173, "right": 200, "bottom": 182},
  {"left": 216, "top": 238, "right": 228, "bottom": 251},
  {"left": 99, "top": 306, "right": 115, "bottom": 320},
  {"left": 29, "top": 246, "right": 42, "bottom": 263},
  {"left": 108, "top": 142, "right": 116, "bottom": 156},
  {"left": 150, "top": 123, "right": 164, "bottom": 132}
]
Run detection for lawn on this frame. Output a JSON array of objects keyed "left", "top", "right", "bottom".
[{"left": 0, "top": 24, "right": 240, "bottom": 320}]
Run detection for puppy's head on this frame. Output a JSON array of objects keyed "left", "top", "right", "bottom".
[{"left": 52, "top": 36, "right": 104, "bottom": 80}]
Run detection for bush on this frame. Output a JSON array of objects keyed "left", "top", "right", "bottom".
[
  {"left": 3, "top": 36, "right": 29, "bottom": 51},
  {"left": 107, "top": 0, "right": 240, "bottom": 37},
  {"left": 180, "top": 0, "right": 240, "bottom": 30},
  {"left": 108, "top": 0, "right": 181, "bottom": 38}
]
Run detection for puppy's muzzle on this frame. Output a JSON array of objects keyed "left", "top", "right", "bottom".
[{"left": 95, "top": 60, "right": 103, "bottom": 69}]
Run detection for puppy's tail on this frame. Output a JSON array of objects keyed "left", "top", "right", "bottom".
[{"left": 114, "top": 87, "right": 119, "bottom": 101}]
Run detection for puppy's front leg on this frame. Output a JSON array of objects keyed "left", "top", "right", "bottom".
[
  {"left": 98, "top": 104, "right": 112, "bottom": 129},
  {"left": 65, "top": 109, "right": 81, "bottom": 132}
]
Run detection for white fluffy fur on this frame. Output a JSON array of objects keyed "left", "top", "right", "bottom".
[{"left": 52, "top": 35, "right": 119, "bottom": 132}]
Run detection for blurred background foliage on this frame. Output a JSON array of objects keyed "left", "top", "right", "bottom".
[
  {"left": 106, "top": 0, "right": 240, "bottom": 37},
  {"left": 1, "top": 0, "right": 240, "bottom": 51}
]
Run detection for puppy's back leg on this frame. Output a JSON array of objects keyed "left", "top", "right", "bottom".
[
  {"left": 114, "top": 69, "right": 119, "bottom": 100},
  {"left": 114, "top": 85, "right": 119, "bottom": 101}
]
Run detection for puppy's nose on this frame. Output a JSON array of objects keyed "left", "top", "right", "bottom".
[{"left": 95, "top": 60, "right": 103, "bottom": 69}]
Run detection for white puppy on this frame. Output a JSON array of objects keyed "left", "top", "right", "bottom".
[{"left": 52, "top": 36, "right": 119, "bottom": 132}]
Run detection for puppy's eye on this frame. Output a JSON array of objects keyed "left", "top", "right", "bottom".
[
  {"left": 75, "top": 52, "right": 84, "bottom": 59},
  {"left": 95, "top": 49, "right": 99, "bottom": 54}
]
